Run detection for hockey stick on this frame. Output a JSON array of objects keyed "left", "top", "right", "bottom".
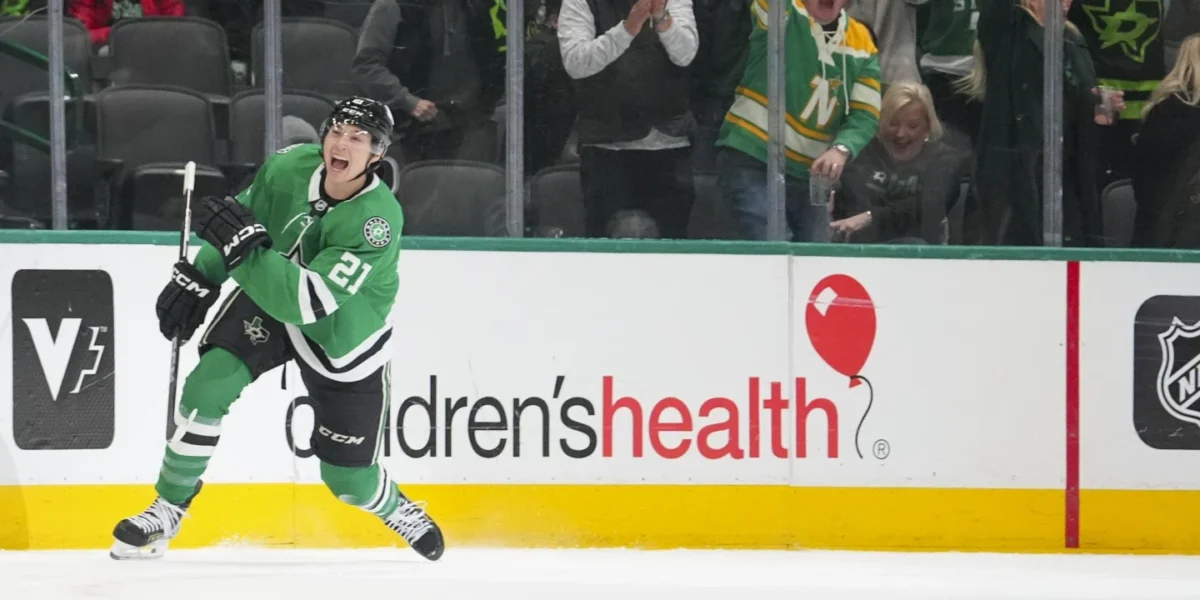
[{"left": 166, "top": 162, "right": 197, "bottom": 440}]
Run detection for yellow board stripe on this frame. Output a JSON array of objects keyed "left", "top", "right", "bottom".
[
  {"left": 11, "top": 483, "right": 1200, "bottom": 553},
  {"left": 1080, "top": 490, "right": 1200, "bottom": 553},
  {"left": 2, "top": 483, "right": 1064, "bottom": 552}
]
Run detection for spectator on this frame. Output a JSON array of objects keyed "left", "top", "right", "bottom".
[
  {"left": 689, "top": 0, "right": 752, "bottom": 172},
  {"left": 716, "top": 0, "right": 882, "bottom": 242},
  {"left": 832, "top": 81, "right": 969, "bottom": 244},
  {"left": 186, "top": 1, "right": 323, "bottom": 85},
  {"left": 1165, "top": 0, "right": 1200, "bottom": 67},
  {"left": 912, "top": 0, "right": 981, "bottom": 148},
  {"left": 558, "top": 0, "right": 699, "bottom": 238},
  {"left": 849, "top": 0, "right": 920, "bottom": 85},
  {"left": 68, "top": 0, "right": 185, "bottom": 47},
  {"left": 962, "top": 0, "right": 1116, "bottom": 246},
  {"left": 1069, "top": 0, "right": 1166, "bottom": 186},
  {"left": 353, "top": 0, "right": 507, "bottom": 165},
  {"left": 1131, "top": 34, "right": 1200, "bottom": 247},
  {"left": 524, "top": 0, "right": 577, "bottom": 175}
]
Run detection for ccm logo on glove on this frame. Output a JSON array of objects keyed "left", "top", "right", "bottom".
[
  {"left": 223, "top": 224, "right": 269, "bottom": 258},
  {"left": 192, "top": 195, "right": 273, "bottom": 271},
  {"left": 171, "top": 267, "right": 213, "bottom": 298}
]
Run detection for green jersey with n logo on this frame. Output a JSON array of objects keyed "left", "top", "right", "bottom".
[
  {"left": 193, "top": 144, "right": 404, "bottom": 382},
  {"left": 716, "top": 0, "right": 882, "bottom": 179}
]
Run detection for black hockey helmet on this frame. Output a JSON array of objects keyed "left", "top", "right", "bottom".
[{"left": 320, "top": 96, "right": 395, "bottom": 155}]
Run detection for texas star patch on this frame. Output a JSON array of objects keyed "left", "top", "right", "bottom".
[{"left": 363, "top": 216, "right": 391, "bottom": 248}]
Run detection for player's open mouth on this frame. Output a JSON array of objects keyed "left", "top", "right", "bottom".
[
  {"left": 330, "top": 156, "right": 350, "bottom": 172},
  {"left": 817, "top": 0, "right": 834, "bottom": 10}
]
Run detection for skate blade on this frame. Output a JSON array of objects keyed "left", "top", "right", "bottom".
[{"left": 109, "top": 539, "right": 169, "bottom": 560}]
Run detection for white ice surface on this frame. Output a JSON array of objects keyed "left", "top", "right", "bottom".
[{"left": 3, "top": 548, "right": 1200, "bottom": 600}]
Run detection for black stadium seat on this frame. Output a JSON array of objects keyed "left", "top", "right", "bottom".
[
  {"left": 107, "top": 17, "right": 233, "bottom": 97},
  {"left": 529, "top": 165, "right": 585, "bottom": 238},
  {"left": 94, "top": 85, "right": 228, "bottom": 231},
  {"left": 1, "top": 92, "right": 105, "bottom": 229},
  {"left": 228, "top": 89, "right": 335, "bottom": 166},
  {"left": 396, "top": 160, "right": 509, "bottom": 237},
  {"left": 0, "top": 17, "right": 92, "bottom": 119},
  {"left": 252, "top": 18, "right": 359, "bottom": 99}
]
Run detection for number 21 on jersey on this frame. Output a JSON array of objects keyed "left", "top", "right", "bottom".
[{"left": 330, "top": 251, "right": 372, "bottom": 294}]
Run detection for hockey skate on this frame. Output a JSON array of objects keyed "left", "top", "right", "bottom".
[
  {"left": 109, "top": 481, "right": 203, "bottom": 560},
  {"left": 385, "top": 492, "right": 444, "bottom": 561}
]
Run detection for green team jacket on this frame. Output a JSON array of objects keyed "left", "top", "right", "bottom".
[
  {"left": 915, "top": 0, "right": 979, "bottom": 76},
  {"left": 192, "top": 144, "right": 404, "bottom": 382},
  {"left": 716, "top": 0, "right": 883, "bottom": 180}
]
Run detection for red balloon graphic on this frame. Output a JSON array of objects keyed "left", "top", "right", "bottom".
[{"left": 806, "top": 274, "right": 876, "bottom": 387}]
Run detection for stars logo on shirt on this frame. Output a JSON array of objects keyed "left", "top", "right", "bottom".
[{"left": 363, "top": 217, "right": 391, "bottom": 248}]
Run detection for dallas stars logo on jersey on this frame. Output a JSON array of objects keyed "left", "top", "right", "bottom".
[
  {"left": 244, "top": 317, "right": 270, "bottom": 346},
  {"left": 1079, "top": 0, "right": 1162, "bottom": 64},
  {"left": 363, "top": 217, "right": 391, "bottom": 248}
]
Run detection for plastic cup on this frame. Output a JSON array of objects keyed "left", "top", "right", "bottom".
[{"left": 810, "top": 173, "right": 835, "bottom": 207}]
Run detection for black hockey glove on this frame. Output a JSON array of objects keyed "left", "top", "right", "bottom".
[
  {"left": 156, "top": 261, "right": 219, "bottom": 343},
  {"left": 191, "top": 195, "right": 272, "bottom": 271}
]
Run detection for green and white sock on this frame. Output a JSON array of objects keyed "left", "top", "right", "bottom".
[{"left": 321, "top": 462, "right": 404, "bottom": 519}]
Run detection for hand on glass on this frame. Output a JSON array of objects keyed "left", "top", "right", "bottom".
[
  {"left": 1094, "top": 88, "right": 1125, "bottom": 126},
  {"left": 811, "top": 146, "right": 849, "bottom": 180}
]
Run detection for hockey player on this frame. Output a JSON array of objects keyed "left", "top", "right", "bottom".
[{"left": 109, "top": 97, "right": 445, "bottom": 562}]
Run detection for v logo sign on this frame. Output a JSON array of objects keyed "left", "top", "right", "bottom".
[{"left": 22, "top": 317, "right": 81, "bottom": 402}]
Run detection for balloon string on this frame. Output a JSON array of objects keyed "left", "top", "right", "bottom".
[{"left": 850, "top": 375, "right": 873, "bottom": 459}]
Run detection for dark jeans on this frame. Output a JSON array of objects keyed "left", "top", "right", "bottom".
[
  {"left": 716, "top": 148, "right": 830, "bottom": 242},
  {"left": 579, "top": 146, "right": 695, "bottom": 239}
]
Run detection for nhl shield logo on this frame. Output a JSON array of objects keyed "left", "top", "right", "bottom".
[
  {"left": 1156, "top": 317, "right": 1200, "bottom": 428},
  {"left": 1134, "top": 295, "right": 1200, "bottom": 449}
]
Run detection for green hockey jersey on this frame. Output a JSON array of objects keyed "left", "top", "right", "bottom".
[
  {"left": 716, "top": 0, "right": 883, "bottom": 179},
  {"left": 917, "top": 0, "right": 979, "bottom": 76},
  {"left": 193, "top": 144, "right": 404, "bottom": 382}
]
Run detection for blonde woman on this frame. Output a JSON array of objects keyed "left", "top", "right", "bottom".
[
  {"left": 962, "top": 0, "right": 1113, "bottom": 246},
  {"left": 1132, "top": 34, "right": 1200, "bottom": 247},
  {"left": 832, "top": 82, "right": 970, "bottom": 243}
]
